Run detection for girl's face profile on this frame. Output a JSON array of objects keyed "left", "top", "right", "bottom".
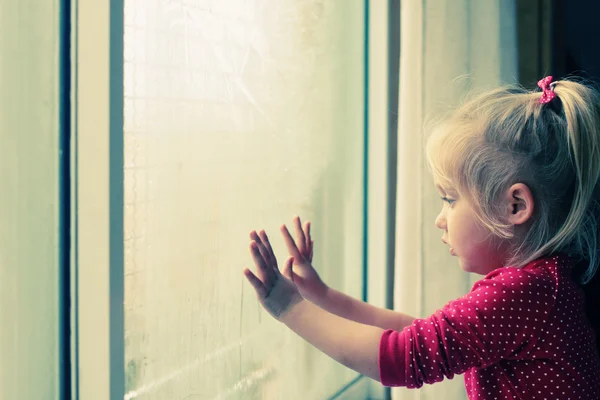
[{"left": 434, "top": 184, "right": 509, "bottom": 275}]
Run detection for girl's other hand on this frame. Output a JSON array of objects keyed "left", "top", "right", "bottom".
[
  {"left": 279, "top": 216, "right": 327, "bottom": 302},
  {"left": 243, "top": 238, "right": 304, "bottom": 321}
]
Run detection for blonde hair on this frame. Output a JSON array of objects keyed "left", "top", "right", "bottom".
[{"left": 426, "top": 78, "right": 600, "bottom": 283}]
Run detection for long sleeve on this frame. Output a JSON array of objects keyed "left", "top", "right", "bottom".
[{"left": 379, "top": 266, "right": 557, "bottom": 388}]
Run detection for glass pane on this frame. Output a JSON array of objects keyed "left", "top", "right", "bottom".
[{"left": 123, "top": 1, "right": 365, "bottom": 399}]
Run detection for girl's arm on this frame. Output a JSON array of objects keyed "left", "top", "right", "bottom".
[
  {"left": 244, "top": 240, "right": 384, "bottom": 381},
  {"left": 281, "top": 298, "right": 384, "bottom": 382},
  {"left": 252, "top": 218, "right": 416, "bottom": 332},
  {"left": 310, "top": 285, "right": 415, "bottom": 332}
]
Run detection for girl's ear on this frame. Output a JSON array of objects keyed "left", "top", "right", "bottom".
[{"left": 506, "top": 183, "right": 534, "bottom": 225}]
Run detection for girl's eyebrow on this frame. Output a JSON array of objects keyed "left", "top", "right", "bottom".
[{"left": 435, "top": 184, "right": 456, "bottom": 194}]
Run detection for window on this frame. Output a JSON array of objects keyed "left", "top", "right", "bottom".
[{"left": 121, "top": 1, "right": 367, "bottom": 398}]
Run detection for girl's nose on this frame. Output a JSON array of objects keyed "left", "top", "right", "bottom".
[{"left": 435, "top": 211, "right": 446, "bottom": 230}]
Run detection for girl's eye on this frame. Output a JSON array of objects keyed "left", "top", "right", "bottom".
[{"left": 441, "top": 197, "right": 455, "bottom": 205}]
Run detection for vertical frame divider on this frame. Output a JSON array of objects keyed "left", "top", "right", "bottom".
[
  {"left": 74, "top": 0, "right": 125, "bottom": 398},
  {"left": 366, "top": 1, "right": 393, "bottom": 399}
]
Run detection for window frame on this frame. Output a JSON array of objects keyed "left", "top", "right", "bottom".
[{"left": 74, "top": 0, "right": 125, "bottom": 398}]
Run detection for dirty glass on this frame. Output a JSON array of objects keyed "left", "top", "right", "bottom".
[{"left": 123, "top": 1, "right": 365, "bottom": 399}]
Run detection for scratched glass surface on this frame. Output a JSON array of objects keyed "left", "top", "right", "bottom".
[{"left": 123, "top": 1, "right": 365, "bottom": 399}]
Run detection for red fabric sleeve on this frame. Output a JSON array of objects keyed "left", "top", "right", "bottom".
[{"left": 378, "top": 267, "right": 557, "bottom": 387}]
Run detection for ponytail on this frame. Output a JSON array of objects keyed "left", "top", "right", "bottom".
[{"left": 536, "top": 79, "right": 600, "bottom": 283}]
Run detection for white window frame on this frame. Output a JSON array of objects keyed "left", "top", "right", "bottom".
[
  {"left": 73, "top": 0, "right": 125, "bottom": 399},
  {"left": 364, "top": 1, "right": 394, "bottom": 399}
]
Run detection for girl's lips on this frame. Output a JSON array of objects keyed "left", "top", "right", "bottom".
[{"left": 450, "top": 248, "right": 456, "bottom": 256}]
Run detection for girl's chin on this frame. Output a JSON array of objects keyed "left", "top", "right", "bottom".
[
  {"left": 457, "top": 257, "right": 474, "bottom": 271},
  {"left": 458, "top": 258, "right": 495, "bottom": 275}
]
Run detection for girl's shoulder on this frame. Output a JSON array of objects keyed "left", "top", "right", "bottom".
[
  {"left": 471, "top": 254, "right": 567, "bottom": 295},
  {"left": 485, "top": 253, "right": 570, "bottom": 281}
]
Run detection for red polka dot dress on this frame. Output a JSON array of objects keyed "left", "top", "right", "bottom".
[{"left": 378, "top": 254, "right": 600, "bottom": 399}]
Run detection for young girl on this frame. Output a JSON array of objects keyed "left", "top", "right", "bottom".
[{"left": 243, "top": 76, "right": 600, "bottom": 399}]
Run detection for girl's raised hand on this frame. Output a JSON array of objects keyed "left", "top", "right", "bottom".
[
  {"left": 244, "top": 234, "right": 304, "bottom": 321},
  {"left": 279, "top": 216, "right": 327, "bottom": 302}
]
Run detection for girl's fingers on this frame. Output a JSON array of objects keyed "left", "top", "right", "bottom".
[
  {"left": 280, "top": 224, "right": 303, "bottom": 260},
  {"left": 258, "top": 230, "right": 278, "bottom": 270},
  {"left": 310, "top": 240, "right": 314, "bottom": 261},
  {"left": 255, "top": 238, "right": 280, "bottom": 278},
  {"left": 293, "top": 216, "right": 306, "bottom": 255},
  {"left": 250, "top": 230, "right": 279, "bottom": 271},
  {"left": 250, "top": 230, "right": 275, "bottom": 269},
  {"left": 257, "top": 240, "right": 279, "bottom": 281},
  {"left": 250, "top": 241, "right": 274, "bottom": 288},
  {"left": 304, "top": 221, "right": 311, "bottom": 255},
  {"left": 249, "top": 231, "right": 269, "bottom": 264},
  {"left": 281, "top": 256, "right": 294, "bottom": 281},
  {"left": 243, "top": 268, "right": 268, "bottom": 298}
]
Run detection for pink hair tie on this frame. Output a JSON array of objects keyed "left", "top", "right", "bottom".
[{"left": 538, "top": 76, "right": 557, "bottom": 104}]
